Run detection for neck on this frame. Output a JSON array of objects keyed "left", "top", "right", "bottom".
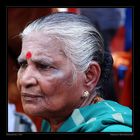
[
  {"left": 47, "top": 114, "right": 70, "bottom": 132},
  {"left": 50, "top": 120, "right": 63, "bottom": 132}
]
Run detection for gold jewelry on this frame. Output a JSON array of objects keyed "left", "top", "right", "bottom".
[
  {"left": 82, "top": 91, "right": 90, "bottom": 98},
  {"left": 92, "top": 95, "right": 103, "bottom": 104}
]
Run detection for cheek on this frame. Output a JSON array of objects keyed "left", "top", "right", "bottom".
[
  {"left": 40, "top": 72, "right": 63, "bottom": 93},
  {"left": 40, "top": 70, "right": 74, "bottom": 96}
]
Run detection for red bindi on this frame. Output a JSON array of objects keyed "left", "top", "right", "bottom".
[{"left": 26, "top": 51, "right": 32, "bottom": 59}]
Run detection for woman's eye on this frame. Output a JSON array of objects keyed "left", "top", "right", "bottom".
[
  {"left": 37, "top": 64, "right": 52, "bottom": 70},
  {"left": 19, "top": 62, "right": 28, "bottom": 68}
]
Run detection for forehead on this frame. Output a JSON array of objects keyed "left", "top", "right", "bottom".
[{"left": 20, "top": 32, "right": 65, "bottom": 58}]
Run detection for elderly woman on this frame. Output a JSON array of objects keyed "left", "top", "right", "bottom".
[{"left": 17, "top": 12, "right": 132, "bottom": 132}]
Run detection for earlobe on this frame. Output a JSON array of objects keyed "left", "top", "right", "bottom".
[{"left": 84, "top": 61, "right": 101, "bottom": 91}]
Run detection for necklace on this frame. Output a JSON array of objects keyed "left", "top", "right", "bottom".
[{"left": 92, "top": 96, "right": 104, "bottom": 104}]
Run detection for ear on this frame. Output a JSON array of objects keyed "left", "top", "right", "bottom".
[{"left": 84, "top": 61, "right": 101, "bottom": 92}]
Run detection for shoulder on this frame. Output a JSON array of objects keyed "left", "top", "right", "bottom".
[
  {"left": 101, "top": 124, "right": 132, "bottom": 132},
  {"left": 79, "top": 100, "right": 132, "bottom": 132},
  {"left": 99, "top": 100, "right": 132, "bottom": 112}
]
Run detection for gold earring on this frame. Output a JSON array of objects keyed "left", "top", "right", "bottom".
[{"left": 82, "top": 91, "right": 90, "bottom": 98}]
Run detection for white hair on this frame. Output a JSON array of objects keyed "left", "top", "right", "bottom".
[
  {"left": 20, "top": 12, "right": 113, "bottom": 94},
  {"left": 21, "top": 12, "right": 104, "bottom": 72}
]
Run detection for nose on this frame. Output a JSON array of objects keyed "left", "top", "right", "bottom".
[{"left": 20, "top": 66, "right": 37, "bottom": 88}]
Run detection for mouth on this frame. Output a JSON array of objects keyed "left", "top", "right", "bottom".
[{"left": 21, "top": 93, "right": 43, "bottom": 101}]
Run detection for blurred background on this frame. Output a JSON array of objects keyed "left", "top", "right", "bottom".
[{"left": 8, "top": 8, "right": 132, "bottom": 131}]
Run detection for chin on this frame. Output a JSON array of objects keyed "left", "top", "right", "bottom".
[{"left": 22, "top": 103, "right": 43, "bottom": 117}]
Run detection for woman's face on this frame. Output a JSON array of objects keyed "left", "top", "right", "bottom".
[{"left": 17, "top": 32, "right": 84, "bottom": 118}]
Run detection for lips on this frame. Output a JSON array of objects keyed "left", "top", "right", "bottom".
[{"left": 21, "top": 93, "right": 43, "bottom": 98}]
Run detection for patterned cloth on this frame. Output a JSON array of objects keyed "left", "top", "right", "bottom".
[
  {"left": 8, "top": 103, "right": 37, "bottom": 132},
  {"left": 41, "top": 100, "right": 132, "bottom": 132}
]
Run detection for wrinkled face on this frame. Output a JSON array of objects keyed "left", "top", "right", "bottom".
[{"left": 17, "top": 32, "right": 84, "bottom": 118}]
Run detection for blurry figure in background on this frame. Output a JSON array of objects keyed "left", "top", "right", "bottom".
[
  {"left": 113, "top": 52, "right": 132, "bottom": 108},
  {"left": 119, "top": 53, "right": 132, "bottom": 108},
  {"left": 8, "top": 102, "right": 37, "bottom": 132},
  {"left": 79, "top": 8, "right": 124, "bottom": 52},
  {"left": 124, "top": 8, "right": 132, "bottom": 52},
  {"left": 120, "top": 8, "right": 132, "bottom": 108},
  {"left": 112, "top": 8, "right": 132, "bottom": 108},
  {"left": 79, "top": 8, "right": 124, "bottom": 101}
]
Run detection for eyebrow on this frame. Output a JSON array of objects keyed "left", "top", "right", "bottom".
[
  {"left": 17, "top": 56, "right": 53, "bottom": 65},
  {"left": 32, "top": 57, "right": 53, "bottom": 65}
]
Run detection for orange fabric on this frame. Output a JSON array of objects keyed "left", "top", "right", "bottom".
[
  {"left": 112, "top": 51, "right": 131, "bottom": 69},
  {"left": 112, "top": 50, "right": 132, "bottom": 108},
  {"left": 110, "top": 26, "right": 125, "bottom": 53},
  {"left": 119, "top": 51, "right": 132, "bottom": 108},
  {"left": 68, "top": 8, "right": 78, "bottom": 13}
]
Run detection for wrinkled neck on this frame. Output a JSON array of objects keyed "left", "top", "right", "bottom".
[{"left": 47, "top": 114, "right": 70, "bottom": 132}]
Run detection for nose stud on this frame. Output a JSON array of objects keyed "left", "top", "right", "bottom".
[{"left": 26, "top": 51, "right": 32, "bottom": 59}]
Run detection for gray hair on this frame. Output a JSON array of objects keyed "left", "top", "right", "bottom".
[{"left": 20, "top": 12, "right": 113, "bottom": 94}]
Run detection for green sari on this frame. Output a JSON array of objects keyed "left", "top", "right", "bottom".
[{"left": 41, "top": 100, "right": 132, "bottom": 132}]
